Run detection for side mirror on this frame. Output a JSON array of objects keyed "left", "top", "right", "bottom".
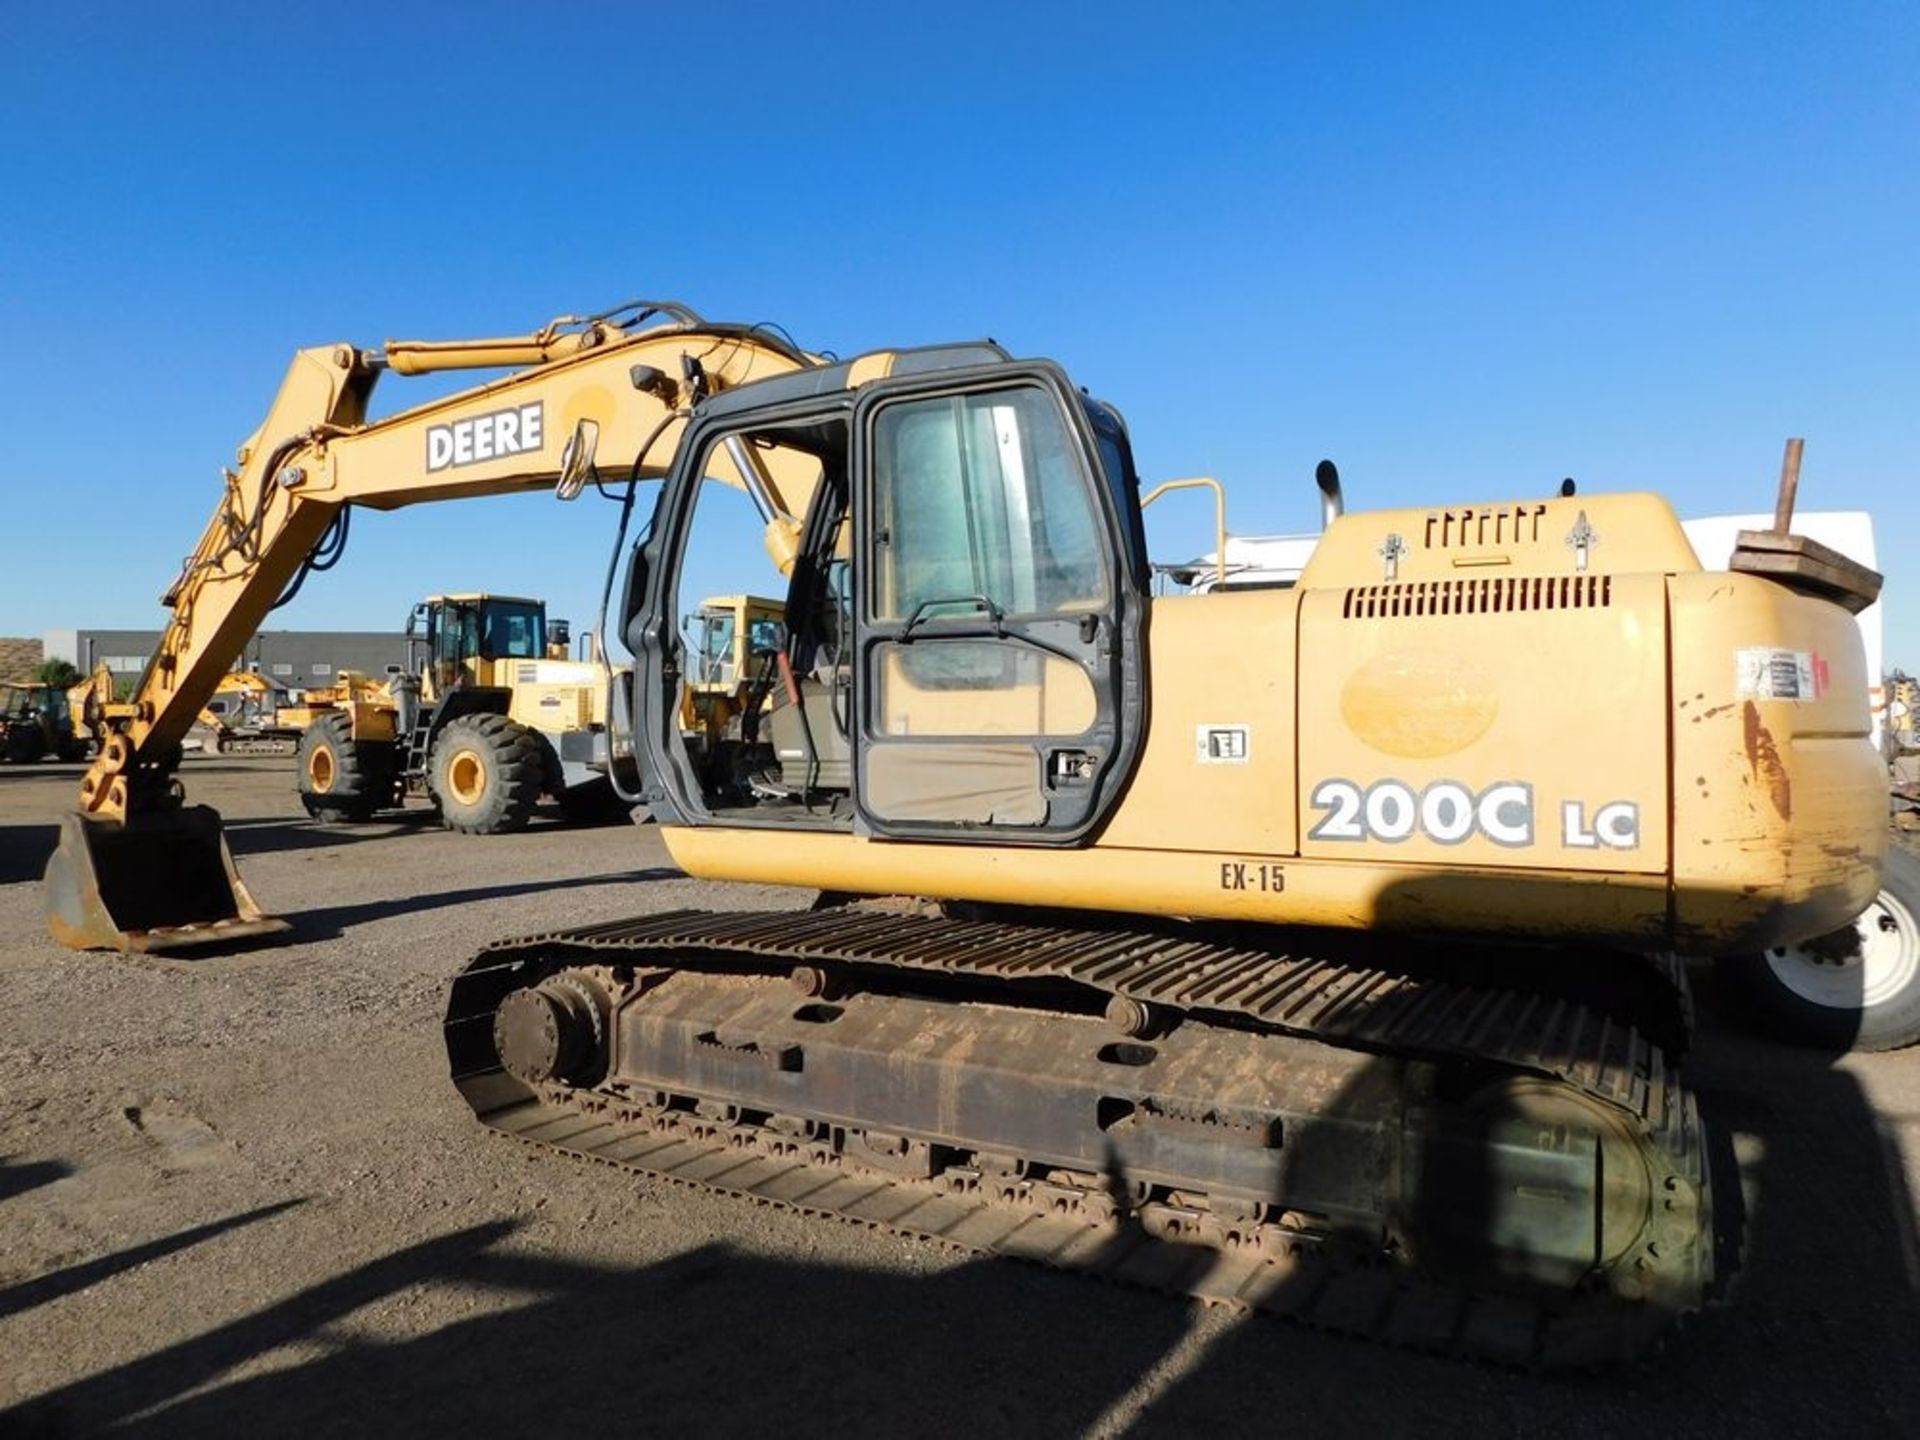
[{"left": 556, "top": 418, "right": 601, "bottom": 500}]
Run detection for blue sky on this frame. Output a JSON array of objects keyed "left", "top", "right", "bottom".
[{"left": 1, "top": 3, "right": 1914, "bottom": 667}]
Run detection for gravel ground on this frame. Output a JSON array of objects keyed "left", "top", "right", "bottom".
[{"left": 2, "top": 757, "right": 1916, "bottom": 1438}]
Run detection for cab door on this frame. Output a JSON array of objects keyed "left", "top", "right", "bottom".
[
  {"left": 851, "top": 368, "right": 1144, "bottom": 843},
  {"left": 425, "top": 602, "right": 477, "bottom": 699}
]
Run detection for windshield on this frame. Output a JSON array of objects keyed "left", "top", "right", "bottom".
[
  {"left": 480, "top": 601, "right": 545, "bottom": 660},
  {"left": 871, "top": 384, "right": 1107, "bottom": 622}
]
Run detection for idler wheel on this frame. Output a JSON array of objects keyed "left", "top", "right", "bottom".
[
  {"left": 1401, "top": 1076, "right": 1661, "bottom": 1300},
  {"left": 494, "top": 974, "right": 605, "bottom": 1086}
]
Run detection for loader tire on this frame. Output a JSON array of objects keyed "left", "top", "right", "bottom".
[
  {"left": 430, "top": 714, "right": 543, "bottom": 835},
  {"left": 297, "top": 713, "right": 385, "bottom": 824},
  {"left": 1716, "top": 847, "right": 1920, "bottom": 1052}
]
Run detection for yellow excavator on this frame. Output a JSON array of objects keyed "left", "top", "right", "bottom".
[
  {"left": 194, "top": 669, "right": 301, "bottom": 755},
  {"left": 43, "top": 300, "right": 1890, "bottom": 1366}
]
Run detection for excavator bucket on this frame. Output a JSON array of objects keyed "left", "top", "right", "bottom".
[{"left": 44, "top": 807, "right": 289, "bottom": 953}]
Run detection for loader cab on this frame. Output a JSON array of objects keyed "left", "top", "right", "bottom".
[
  {"left": 409, "top": 593, "right": 546, "bottom": 701},
  {"left": 687, "top": 596, "right": 787, "bottom": 695},
  {"left": 627, "top": 346, "right": 1150, "bottom": 844},
  {"left": 1, "top": 683, "right": 35, "bottom": 724}
]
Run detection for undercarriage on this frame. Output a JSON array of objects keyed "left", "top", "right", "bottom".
[{"left": 446, "top": 907, "right": 1713, "bottom": 1367}]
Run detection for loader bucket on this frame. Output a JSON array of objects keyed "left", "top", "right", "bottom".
[{"left": 44, "top": 806, "right": 290, "bottom": 953}]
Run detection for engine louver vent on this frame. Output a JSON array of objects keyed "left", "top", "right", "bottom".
[
  {"left": 1423, "top": 505, "right": 1548, "bottom": 549},
  {"left": 1342, "top": 575, "right": 1612, "bottom": 619}
]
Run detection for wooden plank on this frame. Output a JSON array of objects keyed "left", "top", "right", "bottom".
[{"left": 1731, "top": 530, "right": 1882, "bottom": 614}]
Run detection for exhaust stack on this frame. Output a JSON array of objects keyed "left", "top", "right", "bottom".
[{"left": 1315, "top": 459, "right": 1344, "bottom": 530}]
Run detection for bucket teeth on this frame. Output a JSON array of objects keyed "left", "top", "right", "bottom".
[{"left": 44, "top": 807, "right": 289, "bottom": 953}]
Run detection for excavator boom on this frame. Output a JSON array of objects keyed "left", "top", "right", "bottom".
[{"left": 46, "top": 304, "right": 819, "bottom": 950}]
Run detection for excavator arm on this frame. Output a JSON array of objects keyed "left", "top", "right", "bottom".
[{"left": 47, "top": 303, "right": 819, "bottom": 951}]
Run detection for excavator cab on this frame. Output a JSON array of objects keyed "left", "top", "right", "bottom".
[{"left": 628, "top": 353, "right": 1150, "bottom": 839}]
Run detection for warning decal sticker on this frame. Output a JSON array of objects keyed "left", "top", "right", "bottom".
[
  {"left": 1735, "top": 648, "right": 1827, "bottom": 701},
  {"left": 1196, "top": 724, "right": 1251, "bottom": 764}
]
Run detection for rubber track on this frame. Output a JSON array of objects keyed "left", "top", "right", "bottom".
[{"left": 452, "top": 908, "right": 1712, "bottom": 1368}]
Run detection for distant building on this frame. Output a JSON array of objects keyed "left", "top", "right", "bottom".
[
  {"left": 43, "top": 628, "right": 408, "bottom": 695},
  {"left": 0, "top": 636, "right": 44, "bottom": 681}
]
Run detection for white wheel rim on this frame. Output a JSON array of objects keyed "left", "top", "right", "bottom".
[{"left": 1763, "top": 887, "right": 1920, "bottom": 1011}]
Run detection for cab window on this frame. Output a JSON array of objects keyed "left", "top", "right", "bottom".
[
  {"left": 871, "top": 385, "right": 1107, "bottom": 623},
  {"left": 482, "top": 603, "right": 545, "bottom": 659}
]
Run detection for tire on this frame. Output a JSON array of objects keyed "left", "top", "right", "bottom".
[
  {"left": 4, "top": 726, "right": 46, "bottom": 764},
  {"left": 296, "top": 712, "right": 387, "bottom": 824},
  {"left": 1716, "top": 847, "right": 1920, "bottom": 1052},
  {"left": 429, "top": 713, "right": 543, "bottom": 835}
]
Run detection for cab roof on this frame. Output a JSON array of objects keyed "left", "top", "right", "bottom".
[
  {"left": 427, "top": 593, "right": 545, "bottom": 608},
  {"left": 699, "top": 341, "right": 1013, "bottom": 421}
]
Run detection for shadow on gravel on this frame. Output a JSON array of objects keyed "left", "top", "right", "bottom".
[
  {"left": 223, "top": 808, "right": 636, "bottom": 859},
  {"left": 0, "top": 761, "right": 294, "bottom": 780},
  {"left": 171, "top": 762, "right": 300, "bottom": 776},
  {"left": 0, "top": 823, "right": 57, "bottom": 884},
  {"left": 221, "top": 814, "right": 441, "bottom": 859},
  {"left": 290, "top": 868, "right": 683, "bottom": 940},
  {"left": 3, "top": 1221, "right": 1197, "bottom": 1439},
  {"left": 0, "top": 1157, "right": 73, "bottom": 1202},
  {"left": 0, "top": 1200, "right": 306, "bottom": 1324},
  {"left": 0, "top": 814, "right": 427, "bottom": 886},
  {"left": 1, "top": 808, "right": 642, "bottom": 882},
  {"left": 1121, "top": 1006, "right": 1920, "bottom": 1436},
  {"left": 7, "top": 1028, "right": 1916, "bottom": 1439}
]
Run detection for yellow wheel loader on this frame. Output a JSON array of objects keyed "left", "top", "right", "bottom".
[
  {"left": 42, "top": 300, "right": 1890, "bottom": 1366},
  {"left": 279, "top": 593, "right": 628, "bottom": 832},
  {"left": 677, "top": 594, "right": 789, "bottom": 804}
]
